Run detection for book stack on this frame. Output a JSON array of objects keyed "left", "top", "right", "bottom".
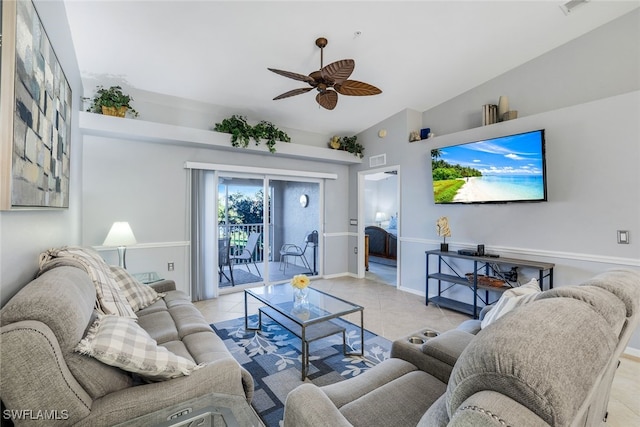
[{"left": 482, "top": 104, "right": 498, "bottom": 126}]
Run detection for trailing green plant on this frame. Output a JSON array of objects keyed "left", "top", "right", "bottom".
[
  {"left": 214, "top": 115, "right": 291, "bottom": 153},
  {"left": 339, "top": 135, "right": 365, "bottom": 158},
  {"left": 85, "top": 85, "right": 139, "bottom": 117},
  {"left": 252, "top": 120, "right": 291, "bottom": 153},
  {"left": 214, "top": 115, "right": 253, "bottom": 148}
]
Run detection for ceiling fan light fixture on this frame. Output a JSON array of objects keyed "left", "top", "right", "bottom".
[{"left": 268, "top": 37, "right": 381, "bottom": 110}]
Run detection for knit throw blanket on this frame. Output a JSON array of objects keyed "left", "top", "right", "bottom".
[{"left": 39, "top": 246, "right": 136, "bottom": 318}]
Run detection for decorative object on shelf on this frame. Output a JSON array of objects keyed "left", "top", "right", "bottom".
[
  {"left": 436, "top": 216, "right": 451, "bottom": 252},
  {"left": 290, "top": 274, "right": 310, "bottom": 310},
  {"left": 497, "top": 96, "right": 509, "bottom": 120},
  {"left": 85, "top": 85, "right": 139, "bottom": 118},
  {"left": 428, "top": 132, "right": 435, "bottom": 139},
  {"left": 420, "top": 128, "right": 431, "bottom": 140},
  {"left": 214, "top": 115, "right": 291, "bottom": 153},
  {"left": 1, "top": 0, "right": 72, "bottom": 210},
  {"left": 103, "top": 222, "right": 137, "bottom": 269},
  {"left": 268, "top": 37, "right": 382, "bottom": 110},
  {"left": 327, "top": 135, "right": 364, "bottom": 158},
  {"left": 503, "top": 110, "right": 518, "bottom": 121},
  {"left": 409, "top": 131, "right": 421, "bottom": 142},
  {"left": 465, "top": 273, "right": 507, "bottom": 288},
  {"left": 482, "top": 104, "right": 498, "bottom": 125}
]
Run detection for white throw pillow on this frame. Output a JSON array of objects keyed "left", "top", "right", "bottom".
[
  {"left": 481, "top": 278, "right": 541, "bottom": 329},
  {"left": 110, "top": 266, "right": 165, "bottom": 311},
  {"left": 76, "top": 314, "right": 200, "bottom": 381}
]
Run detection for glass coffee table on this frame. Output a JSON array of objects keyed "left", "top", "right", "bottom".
[{"left": 244, "top": 284, "right": 364, "bottom": 379}]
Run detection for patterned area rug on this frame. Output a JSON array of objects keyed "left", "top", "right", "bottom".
[{"left": 212, "top": 315, "right": 391, "bottom": 427}]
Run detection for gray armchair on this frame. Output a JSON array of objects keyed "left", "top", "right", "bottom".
[{"left": 284, "top": 269, "right": 640, "bottom": 427}]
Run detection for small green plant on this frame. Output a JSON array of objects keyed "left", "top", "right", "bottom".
[
  {"left": 214, "top": 115, "right": 253, "bottom": 148},
  {"left": 85, "top": 85, "right": 138, "bottom": 117},
  {"left": 214, "top": 115, "right": 290, "bottom": 153},
  {"left": 252, "top": 120, "right": 291, "bottom": 152},
  {"left": 339, "top": 135, "right": 365, "bottom": 158}
]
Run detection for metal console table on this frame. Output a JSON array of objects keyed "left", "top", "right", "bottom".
[{"left": 425, "top": 250, "right": 554, "bottom": 318}]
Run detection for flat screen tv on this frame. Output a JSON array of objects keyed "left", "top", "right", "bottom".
[{"left": 431, "top": 129, "right": 547, "bottom": 204}]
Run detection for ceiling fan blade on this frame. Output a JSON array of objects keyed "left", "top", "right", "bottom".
[
  {"left": 273, "top": 87, "right": 313, "bottom": 100},
  {"left": 320, "top": 59, "right": 355, "bottom": 84},
  {"left": 334, "top": 80, "right": 382, "bottom": 96},
  {"left": 316, "top": 90, "right": 338, "bottom": 110},
  {"left": 268, "top": 68, "right": 315, "bottom": 84}
]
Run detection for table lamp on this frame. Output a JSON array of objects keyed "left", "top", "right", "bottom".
[
  {"left": 375, "top": 212, "right": 386, "bottom": 227},
  {"left": 103, "top": 222, "right": 137, "bottom": 268}
]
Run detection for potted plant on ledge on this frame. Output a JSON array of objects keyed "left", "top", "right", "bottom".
[{"left": 85, "top": 85, "right": 139, "bottom": 118}]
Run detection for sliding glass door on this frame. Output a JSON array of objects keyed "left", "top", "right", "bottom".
[{"left": 216, "top": 173, "right": 320, "bottom": 291}]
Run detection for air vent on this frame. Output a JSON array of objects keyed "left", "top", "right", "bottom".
[
  {"left": 369, "top": 154, "right": 386, "bottom": 168},
  {"left": 560, "top": 0, "right": 589, "bottom": 15}
]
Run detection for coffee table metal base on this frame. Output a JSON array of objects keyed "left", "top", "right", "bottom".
[
  {"left": 244, "top": 286, "right": 365, "bottom": 380},
  {"left": 259, "top": 306, "right": 350, "bottom": 379}
]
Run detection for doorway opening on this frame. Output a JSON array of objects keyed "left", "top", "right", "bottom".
[{"left": 359, "top": 167, "right": 400, "bottom": 287}]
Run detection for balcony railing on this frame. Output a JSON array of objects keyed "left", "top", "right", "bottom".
[{"left": 219, "top": 223, "right": 268, "bottom": 262}]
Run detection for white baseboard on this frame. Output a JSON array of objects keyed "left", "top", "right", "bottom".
[{"left": 623, "top": 346, "right": 640, "bottom": 359}]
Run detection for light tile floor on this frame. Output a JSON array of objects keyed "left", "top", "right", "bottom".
[{"left": 194, "top": 275, "right": 640, "bottom": 426}]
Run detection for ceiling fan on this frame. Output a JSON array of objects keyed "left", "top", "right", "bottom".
[{"left": 268, "top": 37, "right": 382, "bottom": 110}]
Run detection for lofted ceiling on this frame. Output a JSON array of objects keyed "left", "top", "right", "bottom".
[{"left": 63, "top": 0, "right": 639, "bottom": 136}]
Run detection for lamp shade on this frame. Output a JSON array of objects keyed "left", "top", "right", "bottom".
[
  {"left": 103, "top": 222, "right": 137, "bottom": 247},
  {"left": 375, "top": 212, "right": 386, "bottom": 222}
]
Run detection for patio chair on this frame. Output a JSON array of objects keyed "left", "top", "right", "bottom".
[
  {"left": 279, "top": 230, "right": 318, "bottom": 274},
  {"left": 218, "top": 237, "right": 234, "bottom": 286},
  {"left": 230, "top": 232, "right": 262, "bottom": 277}
]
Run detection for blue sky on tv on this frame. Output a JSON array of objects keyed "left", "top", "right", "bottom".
[{"left": 438, "top": 131, "right": 544, "bottom": 175}]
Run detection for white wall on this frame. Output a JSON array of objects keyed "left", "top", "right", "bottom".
[
  {"left": 81, "top": 134, "right": 350, "bottom": 293},
  {"left": 0, "top": 0, "right": 84, "bottom": 304}
]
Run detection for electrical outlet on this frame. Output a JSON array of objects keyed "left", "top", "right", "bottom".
[
  {"left": 168, "top": 262, "right": 175, "bottom": 271},
  {"left": 617, "top": 230, "right": 629, "bottom": 244}
]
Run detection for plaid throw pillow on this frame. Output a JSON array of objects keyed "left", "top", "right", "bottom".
[
  {"left": 76, "top": 314, "right": 200, "bottom": 381},
  {"left": 110, "top": 266, "right": 165, "bottom": 311}
]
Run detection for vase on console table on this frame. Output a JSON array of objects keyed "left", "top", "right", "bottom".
[{"left": 440, "top": 243, "right": 449, "bottom": 252}]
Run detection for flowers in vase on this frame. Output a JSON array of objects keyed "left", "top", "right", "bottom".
[{"left": 290, "top": 274, "right": 310, "bottom": 289}]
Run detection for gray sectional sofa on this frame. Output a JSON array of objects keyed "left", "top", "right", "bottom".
[
  {"left": 0, "top": 265, "right": 254, "bottom": 426},
  {"left": 284, "top": 269, "right": 640, "bottom": 427}
]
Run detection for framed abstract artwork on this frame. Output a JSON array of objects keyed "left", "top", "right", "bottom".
[{"left": 1, "top": 0, "right": 72, "bottom": 210}]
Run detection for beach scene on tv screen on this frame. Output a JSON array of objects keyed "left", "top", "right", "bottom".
[{"left": 432, "top": 131, "right": 545, "bottom": 203}]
